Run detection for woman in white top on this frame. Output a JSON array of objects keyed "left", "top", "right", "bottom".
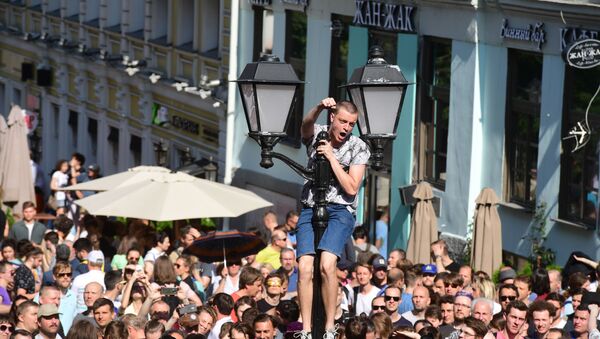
[{"left": 50, "top": 159, "right": 69, "bottom": 214}]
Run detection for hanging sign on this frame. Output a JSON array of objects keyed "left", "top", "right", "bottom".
[
  {"left": 352, "top": 0, "right": 416, "bottom": 33},
  {"left": 249, "top": 0, "right": 271, "bottom": 5},
  {"left": 500, "top": 19, "right": 546, "bottom": 50},
  {"left": 564, "top": 39, "right": 600, "bottom": 69},
  {"left": 281, "top": 0, "right": 308, "bottom": 7}
]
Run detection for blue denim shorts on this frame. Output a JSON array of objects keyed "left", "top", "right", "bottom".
[{"left": 296, "top": 204, "right": 355, "bottom": 258}]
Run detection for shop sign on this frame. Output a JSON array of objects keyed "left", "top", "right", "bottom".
[
  {"left": 172, "top": 115, "right": 200, "bottom": 135},
  {"left": 281, "top": 0, "right": 308, "bottom": 7},
  {"left": 500, "top": 19, "right": 546, "bottom": 50},
  {"left": 353, "top": 1, "right": 416, "bottom": 33},
  {"left": 564, "top": 39, "right": 600, "bottom": 69},
  {"left": 248, "top": 0, "right": 271, "bottom": 6},
  {"left": 560, "top": 27, "right": 600, "bottom": 52}
]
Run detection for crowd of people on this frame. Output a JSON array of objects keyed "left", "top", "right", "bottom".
[
  {"left": 1, "top": 98, "right": 598, "bottom": 339},
  {"left": 0, "top": 193, "right": 597, "bottom": 339}
]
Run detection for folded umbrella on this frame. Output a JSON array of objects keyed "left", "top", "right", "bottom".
[{"left": 183, "top": 230, "right": 266, "bottom": 263}]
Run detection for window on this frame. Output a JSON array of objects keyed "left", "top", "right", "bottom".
[
  {"left": 150, "top": 0, "right": 168, "bottom": 40},
  {"left": 128, "top": 0, "right": 145, "bottom": 33},
  {"left": 65, "top": 0, "right": 79, "bottom": 17},
  {"left": 68, "top": 110, "right": 78, "bottom": 151},
  {"left": 13, "top": 88, "right": 21, "bottom": 107},
  {"left": 505, "top": 49, "right": 542, "bottom": 207},
  {"left": 130, "top": 134, "right": 142, "bottom": 167},
  {"left": 199, "top": 0, "right": 220, "bottom": 56},
  {"left": 87, "top": 118, "right": 97, "bottom": 163},
  {"left": 417, "top": 37, "right": 451, "bottom": 189},
  {"left": 107, "top": 126, "right": 119, "bottom": 172},
  {"left": 284, "top": 10, "right": 306, "bottom": 147},
  {"left": 252, "top": 6, "right": 274, "bottom": 61},
  {"left": 559, "top": 66, "right": 600, "bottom": 227},
  {"left": 105, "top": 0, "right": 120, "bottom": 28},
  {"left": 176, "top": 0, "right": 194, "bottom": 47},
  {"left": 84, "top": 0, "right": 99, "bottom": 22},
  {"left": 329, "top": 14, "right": 352, "bottom": 100}
]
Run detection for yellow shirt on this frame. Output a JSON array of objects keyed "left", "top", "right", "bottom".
[{"left": 254, "top": 245, "right": 281, "bottom": 269}]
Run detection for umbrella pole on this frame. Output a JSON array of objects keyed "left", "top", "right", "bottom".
[{"left": 311, "top": 134, "right": 331, "bottom": 339}]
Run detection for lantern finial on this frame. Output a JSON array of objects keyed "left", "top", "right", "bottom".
[
  {"left": 368, "top": 45, "right": 386, "bottom": 65},
  {"left": 259, "top": 54, "right": 280, "bottom": 63}
]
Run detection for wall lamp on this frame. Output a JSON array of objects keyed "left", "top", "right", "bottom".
[{"left": 23, "top": 32, "right": 40, "bottom": 41}]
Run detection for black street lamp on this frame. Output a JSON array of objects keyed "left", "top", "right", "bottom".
[
  {"left": 154, "top": 140, "right": 168, "bottom": 167},
  {"left": 203, "top": 156, "right": 218, "bottom": 182},
  {"left": 341, "top": 45, "right": 410, "bottom": 170},
  {"left": 234, "top": 47, "right": 409, "bottom": 338}
]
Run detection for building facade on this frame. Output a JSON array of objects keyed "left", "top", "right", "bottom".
[
  {"left": 0, "top": 0, "right": 230, "bottom": 183},
  {"left": 232, "top": 0, "right": 600, "bottom": 264}
]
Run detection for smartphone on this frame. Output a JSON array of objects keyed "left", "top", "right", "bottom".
[
  {"left": 160, "top": 287, "right": 177, "bottom": 296},
  {"left": 179, "top": 304, "right": 198, "bottom": 315}
]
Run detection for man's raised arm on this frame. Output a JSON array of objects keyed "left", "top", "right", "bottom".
[{"left": 301, "top": 98, "right": 336, "bottom": 141}]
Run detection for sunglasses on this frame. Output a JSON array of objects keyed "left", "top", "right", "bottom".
[
  {"left": 279, "top": 238, "right": 287, "bottom": 241},
  {"left": 384, "top": 296, "right": 400, "bottom": 302},
  {"left": 372, "top": 305, "right": 385, "bottom": 310},
  {"left": 227, "top": 262, "right": 241, "bottom": 267},
  {"left": 0, "top": 325, "right": 12, "bottom": 332},
  {"left": 500, "top": 295, "right": 517, "bottom": 302},
  {"left": 445, "top": 283, "right": 460, "bottom": 288},
  {"left": 57, "top": 272, "right": 72, "bottom": 278},
  {"left": 128, "top": 257, "right": 140, "bottom": 262},
  {"left": 124, "top": 268, "right": 135, "bottom": 275}
]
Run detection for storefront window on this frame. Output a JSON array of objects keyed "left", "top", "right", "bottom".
[
  {"left": 559, "top": 66, "right": 600, "bottom": 227},
  {"left": 418, "top": 37, "right": 451, "bottom": 189},
  {"left": 252, "top": 6, "right": 273, "bottom": 61},
  {"left": 130, "top": 134, "right": 142, "bottom": 167},
  {"left": 68, "top": 110, "right": 78, "bottom": 152},
  {"left": 284, "top": 10, "right": 306, "bottom": 147},
  {"left": 505, "top": 49, "right": 542, "bottom": 207}
]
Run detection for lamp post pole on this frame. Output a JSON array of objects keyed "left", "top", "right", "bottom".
[
  {"left": 234, "top": 47, "right": 410, "bottom": 339},
  {"left": 311, "top": 131, "right": 331, "bottom": 337}
]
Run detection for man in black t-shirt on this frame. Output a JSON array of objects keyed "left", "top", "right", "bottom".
[{"left": 431, "top": 239, "right": 460, "bottom": 273}]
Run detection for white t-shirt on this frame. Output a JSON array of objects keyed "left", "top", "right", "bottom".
[
  {"left": 25, "top": 222, "right": 35, "bottom": 241},
  {"left": 144, "top": 248, "right": 164, "bottom": 263},
  {"left": 71, "top": 270, "right": 106, "bottom": 313},
  {"left": 52, "top": 171, "right": 69, "bottom": 201},
  {"left": 355, "top": 286, "right": 381, "bottom": 316}
]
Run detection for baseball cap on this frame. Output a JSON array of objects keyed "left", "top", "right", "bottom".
[
  {"left": 88, "top": 250, "right": 105, "bottom": 265},
  {"left": 88, "top": 164, "right": 100, "bottom": 172},
  {"left": 422, "top": 264, "right": 437, "bottom": 275},
  {"left": 498, "top": 268, "right": 517, "bottom": 282},
  {"left": 38, "top": 304, "right": 61, "bottom": 318},
  {"left": 336, "top": 259, "right": 353, "bottom": 271},
  {"left": 371, "top": 255, "right": 387, "bottom": 270}
]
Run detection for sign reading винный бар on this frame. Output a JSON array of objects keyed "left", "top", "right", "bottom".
[
  {"left": 500, "top": 19, "right": 546, "bottom": 50},
  {"left": 353, "top": 0, "right": 416, "bottom": 33}
]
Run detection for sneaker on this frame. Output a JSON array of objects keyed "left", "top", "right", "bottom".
[
  {"left": 294, "top": 330, "right": 312, "bottom": 339},
  {"left": 323, "top": 324, "right": 339, "bottom": 339}
]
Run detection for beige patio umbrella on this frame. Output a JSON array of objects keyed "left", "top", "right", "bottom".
[
  {"left": 406, "top": 181, "right": 438, "bottom": 264},
  {"left": 74, "top": 171, "right": 273, "bottom": 221},
  {"left": 471, "top": 187, "right": 502, "bottom": 276},
  {"left": 0, "top": 106, "right": 35, "bottom": 215},
  {"left": 62, "top": 165, "right": 171, "bottom": 191}
]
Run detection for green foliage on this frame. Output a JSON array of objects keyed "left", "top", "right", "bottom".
[
  {"left": 5, "top": 208, "right": 14, "bottom": 227},
  {"left": 154, "top": 221, "right": 173, "bottom": 232},
  {"left": 518, "top": 261, "right": 533, "bottom": 277},
  {"left": 462, "top": 221, "right": 474, "bottom": 265},
  {"left": 492, "top": 267, "right": 502, "bottom": 284},
  {"left": 523, "top": 202, "right": 556, "bottom": 269}
]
